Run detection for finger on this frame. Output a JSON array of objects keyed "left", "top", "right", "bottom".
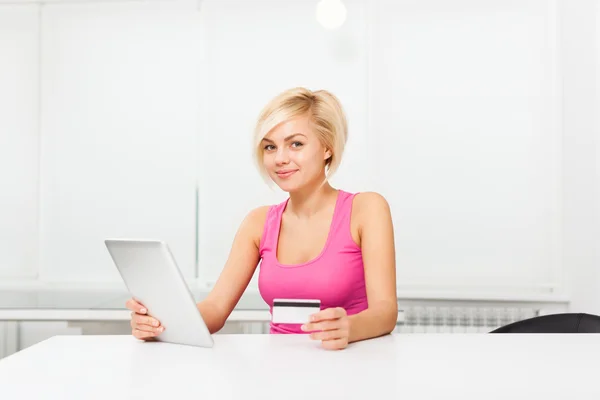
[
  {"left": 321, "top": 338, "right": 348, "bottom": 351},
  {"left": 310, "top": 307, "right": 345, "bottom": 322},
  {"left": 133, "top": 313, "right": 161, "bottom": 328},
  {"left": 136, "top": 328, "right": 161, "bottom": 340},
  {"left": 310, "top": 329, "right": 343, "bottom": 341},
  {"left": 302, "top": 320, "right": 339, "bottom": 332},
  {"left": 126, "top": 299, "right": 147, "bottom": 314},
  {"left": 133, "top": 328, "right": 159, "bottom": 340},
  {"left": 130, "top": 313, "right": 163, "bottom": 332},
  {"left": 139, "top": 325, "right": 164, "bottom": 336},
  {"left": 132, "top": 320, "right": 164, "bottom": 334}
]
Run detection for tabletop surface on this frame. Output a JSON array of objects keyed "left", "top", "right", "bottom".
[{"left": 0, "top": 333, "right": 597, "bottom": 400}]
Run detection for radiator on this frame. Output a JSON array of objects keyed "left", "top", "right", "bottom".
[{"left": 394, "top": 306, "right": 540, "bottom": 333}]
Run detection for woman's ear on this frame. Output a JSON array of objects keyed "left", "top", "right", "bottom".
[{"left": 324, "top": 149, "right": 332, "bottom": 160}]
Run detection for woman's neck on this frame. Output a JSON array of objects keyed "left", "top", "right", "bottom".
[{"left": 286, "top": 180, "right": 338, "bottom": 219}]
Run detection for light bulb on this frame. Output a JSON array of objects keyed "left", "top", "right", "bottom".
[{"left": 316, "top": 0, "right": 347, "bottom": 30}]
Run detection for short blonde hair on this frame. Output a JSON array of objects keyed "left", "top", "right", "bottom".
[{"left": 253, "top": 87, "right": 348, "bottom": 182}]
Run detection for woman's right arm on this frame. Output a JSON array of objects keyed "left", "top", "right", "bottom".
[{"left": 197, "top": 205, "right": 269, "bottom": 333}]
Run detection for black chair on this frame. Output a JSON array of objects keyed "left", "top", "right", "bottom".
[{"left": 489, "top": 313, "right": 600, "bottom": 333}]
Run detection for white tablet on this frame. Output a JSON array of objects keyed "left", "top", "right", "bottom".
[{"left": 105, "top": 239, "right": 214, "bottom": 348}]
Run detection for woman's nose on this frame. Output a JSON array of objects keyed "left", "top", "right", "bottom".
[{"left": 274, "top": 148, "right": 289, "bottom": 165}]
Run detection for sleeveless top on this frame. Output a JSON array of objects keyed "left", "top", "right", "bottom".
[{"left": 258, "top": 189, "right": 368, "bottom": 334}]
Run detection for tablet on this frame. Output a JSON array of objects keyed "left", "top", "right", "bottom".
[{"left": 105, "top": 239, "right": 214, "bottom": 348}]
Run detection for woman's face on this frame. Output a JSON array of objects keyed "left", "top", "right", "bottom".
[{"left": 261, "top": 115, "right": 331, "bottom": 193}]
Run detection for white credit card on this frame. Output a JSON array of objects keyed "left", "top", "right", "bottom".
[{"left": 271, "top": 299, "right": 321, "bottom": 324}]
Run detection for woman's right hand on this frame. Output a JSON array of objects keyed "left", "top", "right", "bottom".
[{"left": 125, "top": 298, "right": 165, "bottom": 340}]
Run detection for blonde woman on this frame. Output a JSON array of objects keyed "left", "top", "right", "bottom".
[{"left": 127, "top": 87, "right": 398, "bottom": 350}]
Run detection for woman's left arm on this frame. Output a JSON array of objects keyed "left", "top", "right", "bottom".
[
  {"left": 303, "top": 192, "right": 398, "bottom": 349},
  {"left": 346, "top": 192, "right": 398, "bottom": 342}
]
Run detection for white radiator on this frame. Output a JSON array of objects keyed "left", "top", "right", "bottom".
[{"left": 394, "top": 306, "right": 540, "bottom": 333}]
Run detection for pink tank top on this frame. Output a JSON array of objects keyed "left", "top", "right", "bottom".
[{"left": 258, "top": 190, "right": 368, "bottom": 334}]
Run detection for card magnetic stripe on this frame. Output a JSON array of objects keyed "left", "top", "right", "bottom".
[{"left": 273, "top": 301, "right": 320, "bottom": 308}]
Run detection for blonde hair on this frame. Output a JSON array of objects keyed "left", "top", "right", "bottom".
[{"left": 253, "top": 87, "right": 348, "bottom": 183}]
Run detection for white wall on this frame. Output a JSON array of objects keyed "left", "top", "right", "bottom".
[
  {"left": 0, "top": 5, "right": 40, "bottom": 279},
  {"left": 1, "top": 0, "right": 599, "bottom": 308},
  {"left": 38, "top": 0, "right": 202, "bottom": 282},
  {"left": 199, "top": 0, "right": 568, "bottom": 296},
  {"left": 562, "top": 0, "right": 600, "bottom": 314},
  {"left": 370, "top": 0, "right": 563, "bottom": 293}
]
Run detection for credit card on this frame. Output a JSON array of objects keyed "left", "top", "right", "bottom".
[{"left": 271, "top": 299, "right": 321, "bottom": 324}]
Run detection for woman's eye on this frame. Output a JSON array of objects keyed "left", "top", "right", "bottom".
[
  {"left": 264, "top": 144, "right": 275, "bottom": 151},
  {"left": 291, "top": 141, "right": 303, "bottom": 148}
]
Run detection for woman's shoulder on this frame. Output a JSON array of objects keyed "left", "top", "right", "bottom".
[
  {"left": 350, "top": 191, "right": 392, "bottom": 223},
  {"left": 352, "top": 191, "right": 391, "bottom": 211},
  {"left": 244, "top": 199, "right": 286, "bottom": 229},
  {"left": 245, "top": 205, "right": 272, "bottom": 227},
  {"left": 235, "top": 205, "right": 272, "bottom": 248}
]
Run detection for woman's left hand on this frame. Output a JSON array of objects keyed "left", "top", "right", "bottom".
[{"left": 301, "top": 307, "right": 351, "bottom": 350}]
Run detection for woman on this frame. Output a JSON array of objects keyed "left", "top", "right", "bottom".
[{"left": 127, "top": 87, "right": 398, "bottom": 350}]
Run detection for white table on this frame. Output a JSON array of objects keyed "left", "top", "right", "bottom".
[{"left": 0, "top": 333, "right": 597, "bottom": 400}]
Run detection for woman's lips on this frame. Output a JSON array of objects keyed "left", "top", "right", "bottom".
[{"left": 276, "top": 170, "right": 298, "bottom": 178}]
